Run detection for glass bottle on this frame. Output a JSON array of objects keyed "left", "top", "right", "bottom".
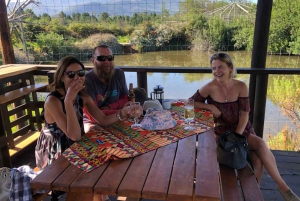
[{"left": 128, "top": 83, "right": 135, "bottom": 102}]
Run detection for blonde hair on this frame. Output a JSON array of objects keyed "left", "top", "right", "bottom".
[{"left": 210, "top": 53, "right": 237, "bottom": 78}]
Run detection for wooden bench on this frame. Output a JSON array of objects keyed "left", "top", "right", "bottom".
[
  {"left": 0, "top": 73, "right": 47, "bottom": 167},
  {"left": 196, "top": 129, "right": 263, "bottom": 201}
]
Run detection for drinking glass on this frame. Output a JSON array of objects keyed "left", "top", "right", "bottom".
[
  {"left": 183, "top": 99, "right": 195, "bottom": 130},
  {"left": 130, "top": 102, "right": 142, "bottom": 128}
]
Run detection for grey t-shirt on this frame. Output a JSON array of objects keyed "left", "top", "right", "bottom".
[{"left": 85, "top": 68, "right": 128, "bottom": 109}]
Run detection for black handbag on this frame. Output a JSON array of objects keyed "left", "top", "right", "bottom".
[{"left": 217, "top": 130, "right": 254, "bottom": 170}]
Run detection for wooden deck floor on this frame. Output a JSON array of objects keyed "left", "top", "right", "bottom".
[{"left": 11, "top": 143, "right": 300, "bottom": 201}]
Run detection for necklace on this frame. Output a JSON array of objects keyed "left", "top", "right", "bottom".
[{"left": 216, "top": 80, "right": 232, "bottom": 102}]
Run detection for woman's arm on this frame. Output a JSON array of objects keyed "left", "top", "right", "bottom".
[
  {"left": 83, "top": 95, "right": 129, "bottom": 126},
  {"left": 192, "top": 84, "right": 221, "bottom": 117},
  {"left": 45, "top": 96, "right": 82, "bottom": 141},
  {"left": 235, "top": 82, "right": 249, "bottom": 134}
]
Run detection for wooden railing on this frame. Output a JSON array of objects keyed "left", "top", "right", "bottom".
[
  {"left": 1, "top": 64, "right": 300, "bottom": 167},
  {"left": 36, "top": 65, "right": 300, "bottom": 138}
]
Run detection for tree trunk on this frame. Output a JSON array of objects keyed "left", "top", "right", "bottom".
[{"left": 0, "top": 0, "right": 16, "bottom": 64}]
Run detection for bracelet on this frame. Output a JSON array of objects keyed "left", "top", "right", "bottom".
[{"left": 117, "top": 109, "right": 125, "bottom": 121}]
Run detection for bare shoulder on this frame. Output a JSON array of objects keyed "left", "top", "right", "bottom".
[
  {"left": 45, "top": 95, "right": 61, "bottom": 107},
  {"left": 44, "top": 95, "right": 64, "bottom": 114},
  {"left": 233, "top": 79, "right": 248, "bottom": 89},
  {"left": 232, "top": 79, "right": 248, "bottom": 96},
  {"left": 199, "top": 80, "right": 215, "bottom": 97}
]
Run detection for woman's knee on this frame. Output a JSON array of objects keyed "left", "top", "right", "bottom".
[{"left": 248, "top": 135, "right": 267, "bottom": 151}]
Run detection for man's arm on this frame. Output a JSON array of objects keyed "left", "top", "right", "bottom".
[{"left": 107, "top": 95, "right": 128, "bottom": 110}]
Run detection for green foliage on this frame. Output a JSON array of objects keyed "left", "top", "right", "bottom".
[
  {"left": 268, "top": 0, "right": 300, "bottom": 54},
  {"left": 34, "top": 32, "right": 74, "bottom": 60},
  {"left": 129, "top": 22, "right": 181, "bottom": 52},
  {"left": 232, "top": 17, "right": 255, "bottom": 51},
  {"left": 267, "top": 126, "right": 300, "bottom": 151},
  {"left": 67, "top": 22, "right": 99, "bottom": 38},
  {"left": 268, "top": 75, "right": 300, "bottom": 130},
  {"left": 75, "top": 33, "right": 122, "bottom": 55},
  {"left": 206, "top": 17, "right": 234, "bottom": 51},
  {"left": 8, "top": 0, "right": 300, "bottom": 62},
  {"left": 117, "top": 35, "right": 130, "bottom": 43}
]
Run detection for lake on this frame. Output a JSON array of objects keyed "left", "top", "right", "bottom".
[{"left": 110, "top": 50, "right": 300, "bottom": 142}]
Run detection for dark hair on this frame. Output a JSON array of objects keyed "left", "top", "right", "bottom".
[
  {"left": 92, "top": 44, "right": 113, "bottom": 57},
  {"left": 210, "top": 53, "right": 237, "bottom": 78},
  {"left": 49, "top": 56, "right": 85, "bottom": 92}
]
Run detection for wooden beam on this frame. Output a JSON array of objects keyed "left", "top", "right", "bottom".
[
  {"left": 249, "top": 0, "right": 273, "bottom": 137},
  {"left": 0, "top": 0, "right": 15, "bottom": 64}
]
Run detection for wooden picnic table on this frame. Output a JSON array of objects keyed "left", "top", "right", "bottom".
[
  {"left": 31, "top": 126, "right": 220, "bottom": 201},
  {"left": 30, "top": 110, "right": 263, "bottom": 201}
]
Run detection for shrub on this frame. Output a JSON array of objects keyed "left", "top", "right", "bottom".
[{"left": 75, "top": 33, "right": 122, "bottom": 56}]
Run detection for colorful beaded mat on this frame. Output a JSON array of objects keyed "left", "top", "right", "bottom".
[{"left": 63, "top": 106, "right": 213, "bottom": 172}]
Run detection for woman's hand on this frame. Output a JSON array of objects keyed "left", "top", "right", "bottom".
[
  {"left": 122, "top": 103, "right": 143, "bottom": 119},
  {"left": 210, "top": 105, "right": 222, "bottom": 118},
  {"left": 65, "top": 78, "right": 85, "bottom": 103}
]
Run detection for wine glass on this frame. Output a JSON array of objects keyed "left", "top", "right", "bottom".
[
  {"left": 130, "top": 102, "right": 142, "bottom": 128},
  {"left": 183, "top": 99, "right": 195, "bottom": 130}
]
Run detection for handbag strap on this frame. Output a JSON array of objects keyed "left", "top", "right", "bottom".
[{"left": 230, "top": 133, "right": 257, "bottom": 180}]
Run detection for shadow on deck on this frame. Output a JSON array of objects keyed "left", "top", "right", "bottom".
[{"left": 12, "top": 144, "right": 300, "bottom": 201}]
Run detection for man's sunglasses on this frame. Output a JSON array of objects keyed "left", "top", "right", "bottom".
[
  {"left": 95, "top": 55, "right": 114, "bottom": 62},
  {"left": 65, "top": 70, "right": 85, "bottom": 78}
]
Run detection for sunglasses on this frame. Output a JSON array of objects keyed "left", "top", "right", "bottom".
[
  {"left": 210, "top": 53, "right": 229, "bottom": 59},
  {"left": 95, "top": 55, "right": 114, "bottom": 62},
  {"left": 210, "top": 53, "right": 232, "bottom": 62},
  {"left": 65, "top": 70, "right": 85, "bottom": 78}
]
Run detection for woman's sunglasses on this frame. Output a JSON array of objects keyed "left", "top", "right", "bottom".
[
  {"left": 95, "top": 55, "right": 114, "bottom": 62},
  {"left": 65, "top": 70, "right": 85, "bottom": 78},
  {"left": 210, "top": 53, "right": 232, "bottom": 62}
]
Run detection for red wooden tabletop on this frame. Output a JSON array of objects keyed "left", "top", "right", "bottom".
[{"left": 31, "top": 129, "right": 220, "bottom": 201}]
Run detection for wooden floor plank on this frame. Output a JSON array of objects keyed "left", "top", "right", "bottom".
[
  {"left": 195, "top": 130, "right": 220, "bottom": 201},
  {"left": 167, "top": 135, "right": 196, "bottom": 201},
  {"left": 118, "top": 150, "right": 156, "bottom": 198},
  {"left": 142, "top": 143, "right": 177, "bottom": 200}
]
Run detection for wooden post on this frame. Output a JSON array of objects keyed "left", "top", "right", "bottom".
[
  {"left": 0, "top": 0, "right": 16, "bottom": 64},
  {"left": 137, "top": 72, "right": 148, "bottom": 93},
  {"left": 249, "top": 0, "right": 273, "bottom": 138}
]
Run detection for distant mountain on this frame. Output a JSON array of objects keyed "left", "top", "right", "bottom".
[{"left": 21, "top": 0, "right": 181, "bottom": 16}]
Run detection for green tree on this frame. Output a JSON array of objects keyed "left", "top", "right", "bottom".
[
  {"left": 207, "top": 17, "right": 233, "bottom": 51},
  {"left": 72, "top": 12, "right": 81, "bottom": 21},
  {"left": 268, "top": 0, "right": 300, "bottom": 54},
  {"left": 99, "top": 12, "right": 110, "bottom": 22},
  {"left": 35, "top": 32, "right": 65, "bottom": 58},
  {"left": 80, "top": 12, "right": 91, "bottom": 22}
]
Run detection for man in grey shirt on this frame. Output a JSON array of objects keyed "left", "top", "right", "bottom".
[{"left": 85, "top": 44, "right": 128, "bottom": 118}]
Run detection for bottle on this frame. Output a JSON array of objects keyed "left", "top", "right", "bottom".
[{"left": 128, "top": 83, "right": 135, "bottom": 102}]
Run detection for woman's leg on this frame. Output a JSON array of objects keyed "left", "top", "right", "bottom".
[
  {"left": 249, "top": 150, "right": 263, "bottom": 185},
  {"left": 247, "top": 135, "right": 289, "bottom": 191}
]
